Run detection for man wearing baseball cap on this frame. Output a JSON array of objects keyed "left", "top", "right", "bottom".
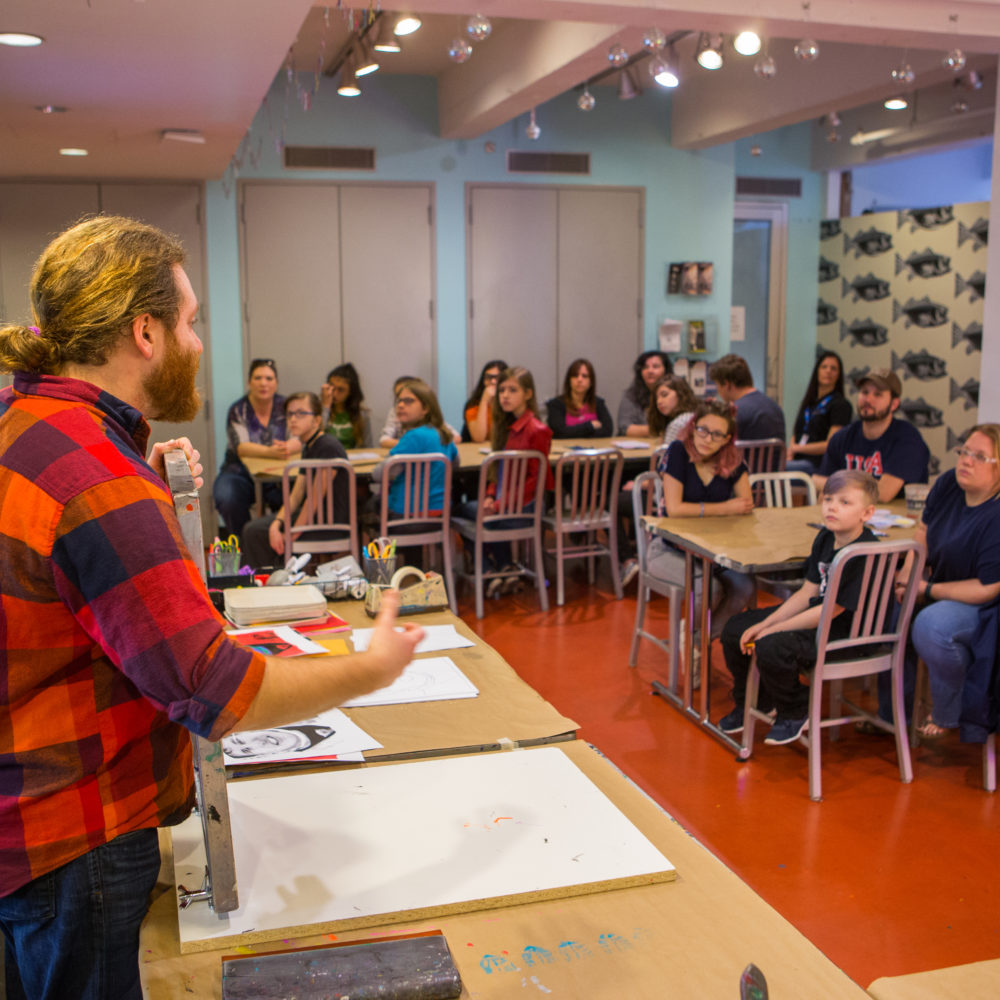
[{"left": 814, "top": 368, "right": 929, "bottom": 502}]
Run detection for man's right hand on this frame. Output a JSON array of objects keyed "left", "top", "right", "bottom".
[{"left": 364, "top": 590, "right": 425, "bottom": 691}]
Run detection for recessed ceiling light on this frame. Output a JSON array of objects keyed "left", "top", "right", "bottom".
[
  {"left": 884, "top": 95, "right": 908, "bottom": 110},
  {"left": 0, "top": 31, "right": 43, "bottom": 47},
  {"left": 59, "top": 147, "right": 88, "bottom": 156}
]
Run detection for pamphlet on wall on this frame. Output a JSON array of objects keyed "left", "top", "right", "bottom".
[{"left": 658, "top": 317, "right": 683, "bottom": 354}]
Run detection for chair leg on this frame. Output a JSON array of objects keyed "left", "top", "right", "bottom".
[
  {"left": 534, "top": 528, "right": 549, "bottom": 612},
  {"left": 555, "top": 528, "right": 565, "bottom": 607},
  {"left": 629, "top": 583, "right": 648, "bottom": 666},
  {"left": 890, "top": 660, "right": 913, "bottom": 785},
  {"left": 808, "top": 666, "right": 826, "bottom": 801},
  {"left": 474, "top": 538, "right": 484, "bottom": 620},
  {"left": 608, "top": 521, "right": 623, "bottom": 601},
  {"left": 441, "top": 531, "right": 458, "bottom": 615},
  {"left": 739, "top": 657, "right": 760, "bottom": 758},
  {"left": 983, "top": 732, "right": 996, "bottom": 793},
  {"left": 668, "top": 587, "right": 680, "bottom": 689}
]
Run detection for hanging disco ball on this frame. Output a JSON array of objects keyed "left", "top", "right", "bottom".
[
  {"left": 793, "top": 38, "right": 820, "bottom": 62},
  {"left": 754, "top": 54, "right": 777, "bottom": 78},
  {"left": 891, "top": 63, "right": 915, "bottom": 84},
  {"left": 642, "top": 27, "right": 666, "bottom": 52},
  {"left": 465, "top": 14, "right": 492, "bottom": 43},
  {"left": 577, "top": 88, "right": 596, "bottom": 111},
  {"left": 448, "top": 37, "right": 473, "bottom": 63},
  {"left": 608, "top": 42, "right": 629, "bottom": 67},
  {"left": 943, "top": 48, "right": 967, "bottom": 72}
]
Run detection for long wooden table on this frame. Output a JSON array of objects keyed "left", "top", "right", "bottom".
[
  {"left": 141, "top": 740, "right": 873, "bottom": 1000},
  {"left": 228, "top": 603, "right": 578, "bottom": 772},
  {"left": 244, "top": 436, "right": 660, "bottom": 481},
  {"left": 646, "top": 504, "right": 917, "bottom": 751}
]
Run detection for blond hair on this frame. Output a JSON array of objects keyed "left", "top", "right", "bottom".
[{"left": 0, "top": 215, "right": 185, "bottom": 374}]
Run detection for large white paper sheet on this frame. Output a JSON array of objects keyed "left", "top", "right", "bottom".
[
  {"left": 340, "top": 656, "right": 479, "bottom": 708},
  {"left": 351, "top": 623, "right": 476, "bottom": 654}
]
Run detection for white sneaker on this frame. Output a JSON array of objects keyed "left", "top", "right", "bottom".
[{"left": 620, "top": 558, "right": 639, "bottom": 587}]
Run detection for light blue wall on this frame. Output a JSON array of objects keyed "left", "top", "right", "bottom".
[
  {"left": 205, "top": 72, "right": 749, "bottom": 452},
  {"left": 733, "top": 124, "right": 825, "bottom": 420},
  {"left": 850, "top": 140, "right": 993, "bottom": 214}
]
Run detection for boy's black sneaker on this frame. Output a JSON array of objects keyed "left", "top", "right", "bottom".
[
  {"left": 764, "top": 716, "right": 809, "bottom": 746},
  {"left": 717, "top": 708, "right": 745, "bottom": 734}
]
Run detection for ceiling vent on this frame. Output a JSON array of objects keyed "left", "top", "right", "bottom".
[
  {"left": 506, "top": 150, "right": 591, "bottom": 175},
  {"left": 283, "top": 145, "right": 376, "bottom": 170},
  {"left": 736, "top": 176, "right": 802, "bottom": 198}
]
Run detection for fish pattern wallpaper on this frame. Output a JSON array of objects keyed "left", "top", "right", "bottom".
[{"left": 817, "top": 202, "right": 986, "bottom": 477}]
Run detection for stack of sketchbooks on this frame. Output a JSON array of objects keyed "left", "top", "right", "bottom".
[{"left": 224, "top": 584, "right": 328, "bottom": 627}]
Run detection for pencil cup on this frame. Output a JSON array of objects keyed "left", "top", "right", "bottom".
[
  {"left": 363, "top": 554, "right": 397, "bottom": 586},
  {"left": 210, "top": 550, "right": 240, "bottom": 576}
]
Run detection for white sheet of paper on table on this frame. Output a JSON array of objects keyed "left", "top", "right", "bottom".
[
  {"left": 351, "top": 623, "right": 476, "bottom": 654},
  {"left": 221, "top": 707, "right": 382, "bottom": 765},
  {"left": 340, "top": 656, "right": 479, "bottom": 708},
  {"left": 173, "top": 746, "right": 676, "bottom": 949}
]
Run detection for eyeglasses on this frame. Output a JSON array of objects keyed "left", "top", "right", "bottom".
[
  {"left": 285, "top": 409, "right": 314, "bottom": 419},
  {"left": 955, "top": 447, "right": 998, "bottom": 465},
  {"left": 694, "top": 425, "right": 730, "bottom": 443},
  {"left": 484, "top": 374, "right": 500, "bottom": 383},
  {"left": 396, "top": 396, "right": 419, "bottom": 406}
]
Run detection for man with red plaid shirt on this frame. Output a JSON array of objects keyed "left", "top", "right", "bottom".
[{"left": 0, "top": 216, "right": 422, "bottom": 1000}]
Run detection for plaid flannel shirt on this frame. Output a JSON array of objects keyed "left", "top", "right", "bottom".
[{"left": 0, "top": 373, "right": 264, "bottom": 895}]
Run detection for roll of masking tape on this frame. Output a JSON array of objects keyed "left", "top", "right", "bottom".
[{"left": 389, "top": 565, "right": 426, "bottom": 590}]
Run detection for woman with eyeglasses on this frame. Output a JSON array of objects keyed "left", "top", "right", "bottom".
[
  {"left": 648, "top": 399, "right": 755, "bottom": 648},
  {"left": 892, "top": 424, "right": 1000, "bottom": 740},
  {"left": 213, "top": 358, "right": 301, "bottom": 536},
  {"left": 241, "top": 392, "right": 349, "bottom": 570}
]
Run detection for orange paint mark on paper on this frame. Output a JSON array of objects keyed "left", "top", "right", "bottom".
[
  {"left": 327, "top": 934, "right": 338, "bottom": 941},
  {"left": 493, "top": 816, "right": 513, "bottom": 824}
]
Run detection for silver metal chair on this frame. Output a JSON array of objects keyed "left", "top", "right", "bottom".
[
  {"left": 748, "top": 470, "right": 817, "bottom": 507},
  {"left": 378, "top": 453, "right": 457, "bottom": 613},
  {"left": 452, "top": 450, "right": 549, "bottom": 619},
  {"left": 281, "top": 458, "right": 358, "bottom": 561},
  {"left": 628, "top": 471, "right": 682, "bottom": 685},
  {"left": 737, "top": 438, "right": 786, "bottom": 505},
  {"left": 739, "top": 539, "right": 925, "bottom": 801},
  {"left": 542, "top": 448, "right": 624, "bottom": 606}
]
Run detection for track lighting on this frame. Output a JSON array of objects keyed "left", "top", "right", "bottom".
[
  {"left": 733, "top": 31, "right": 761, "bottom": 56},
  {"left": 695, "top": 33, "right": 724, "bottom": 70}
]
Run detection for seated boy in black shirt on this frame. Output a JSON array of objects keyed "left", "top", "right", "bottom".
[{"left": 717, "top": 469, "right": 879, "bottom": 745}]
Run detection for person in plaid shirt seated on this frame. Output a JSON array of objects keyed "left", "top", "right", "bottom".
[{"left": 0, "top": 216, "right": 423, "bottom": 1000}]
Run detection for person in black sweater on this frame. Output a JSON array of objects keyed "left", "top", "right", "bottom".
[{"left": 546, "top": 358, "right": 613, "bottom": 438}]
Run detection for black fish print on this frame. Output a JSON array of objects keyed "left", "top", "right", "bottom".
[
  {"left": 899, "top": 397, "right": 944, "bottom": 428},
  {"left": 819, "top": 256, "right": 839, "bottom": 282},
  {"left": 839, "top": 319, "right": 888, "bottom": 347},
  {"left": 820, "top": 219, "right": 842, "bottom": 240},
  {"left": 946, "top": 426, "right": 977, "bottom": 452},
  {"left": 957, "top": 217, "right": 988, "bottom": 250},
  {"left": 951, "top": 321, "right": 983, "bottom": 353},
  {"left": 890, "top": 349, "right": 947, "bottom": 381},
  {"left": 894, "top": 248, "right": 950, "bottom": 279},
  {"left": 817, "top": 299, "right": 838, "bottom": 325},
  {"left": 846, "top": 366, "right": 872, "bottom": 387},
  {"left": 949, "top": 377, "right": 980, "bottom": 409},
  {"left": 843, "top": 272, "right": 891, "bottom": 302},
  {"left": 844, "top": 227, "right": 893, "bottom": 257},
  {"left": 892, "top": 297, "right": 948, "bottom": 328},
  {"left": 897, "top": 206, "right": 954, "bottom": 231},
  {"left": 927, "top": 454, "right": 941, "bottom": 477},
  {"left": 954, "top": 271, "right": 986, "bottom": 301}
]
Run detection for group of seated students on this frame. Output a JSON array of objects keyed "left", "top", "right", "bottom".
[{"left": 214, "top": 352, "right": 1000, "bottom": 745}]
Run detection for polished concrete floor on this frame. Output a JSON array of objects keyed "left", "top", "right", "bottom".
[{"left": 458, "top": 567, "right": 999, "bottom": 991}]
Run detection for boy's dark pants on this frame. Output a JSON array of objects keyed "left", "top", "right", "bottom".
[{"left": 720, "top": 607, "right": 819, "bottom": 720}]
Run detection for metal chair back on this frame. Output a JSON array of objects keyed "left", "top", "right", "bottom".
[
  {"left": 749, "top": 471, "right": 817, "bottom": 507},
  {"left": 281, "top": 458, "right": 358, "bottom": 561},
  {"left": 544, "top": 448, "right": 624, "bottom": 605}
]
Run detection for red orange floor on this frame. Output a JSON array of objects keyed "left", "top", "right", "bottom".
[{"left": 457, "top": 571, "right": 1000, "bottom": 991}]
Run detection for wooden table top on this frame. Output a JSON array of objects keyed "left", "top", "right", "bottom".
[
  {"left": 142, "top": 740, "right": 873, "bottom": 1000},
  {"left": 245, "top": 436, "right": 661, "bottom": 479},
  {"left": 647, "top": 502, "right": 918, "bottom": 573}
]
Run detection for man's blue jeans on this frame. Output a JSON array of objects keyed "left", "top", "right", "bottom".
[{"left": 0, "top": 828, "right": 161, "bottom": 1000}]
